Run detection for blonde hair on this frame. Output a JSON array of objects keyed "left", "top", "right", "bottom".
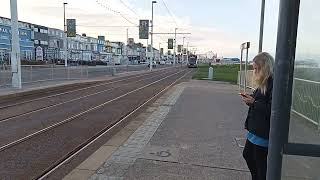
[{"left": 253, "top": 52, "right": 274, "bottom": 95}]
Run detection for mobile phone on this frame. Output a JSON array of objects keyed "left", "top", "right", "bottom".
[{"left": 238, "top": 93, "right": 247, "bottom": 97}]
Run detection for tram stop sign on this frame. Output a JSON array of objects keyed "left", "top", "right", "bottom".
[
  {"left": 139, "top": 20, "right": 149, "bottom": 39},
  {"left": 241, "top": 42, "right": 250, "bottom": 50}
]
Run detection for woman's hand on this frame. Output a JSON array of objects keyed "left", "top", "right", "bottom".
[{"left": 241, "top": 94, "right": 255, "bottom": 106}]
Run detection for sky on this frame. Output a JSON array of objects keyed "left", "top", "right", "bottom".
[{"left": 0, "top": 0, "right": 319, "bottom": 61}]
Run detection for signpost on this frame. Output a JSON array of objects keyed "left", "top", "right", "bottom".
[
  {"left": 239, "top": 42, "right": 250, "bottom": 92},
  {"left": 139, "top": 20, "right": 149, "bottom": 39},
  {"left": 168, "top": 39, "right": 173, "bottom": 49},
  {"left": 177, "top": 45, "right": 182, "bottom": 53},
  {"left": 67, "top": 19, "right": 76, "bottom": 37}
]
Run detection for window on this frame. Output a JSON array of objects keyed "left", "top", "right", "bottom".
[
  {"left": 34, "top": 28, "right": 39, "bottom": 32},
  {"left": 40, "top": 41, "right": 48, "bottom": 45},
  {"left": 34, "top": 40, "right": 39, "bottom": 44},
  {"left": 0, "top": 36, "right": 9, "bottom": 40},
  {"left": 43, "top": 29, "right": 48, "bottom": 34}
]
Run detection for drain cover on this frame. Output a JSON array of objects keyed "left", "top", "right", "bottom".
[{"left": 150, "top": 150, "right": 171, "bottom": 157}]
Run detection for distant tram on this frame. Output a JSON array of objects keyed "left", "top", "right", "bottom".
[{"left": 187, "top": 54, "right": 198, "bottom": 68}]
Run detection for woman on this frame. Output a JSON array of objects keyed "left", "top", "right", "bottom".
[{"left": 241, "top": 52, "right": 274, "bottom": 180}]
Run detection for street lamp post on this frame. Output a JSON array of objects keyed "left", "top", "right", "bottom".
[
  {"left": 159, "top": 42, "right": 161, "bottom": 61},
  {"left": 186, "top": 42, "right": 189, "bottom": 65},
  {"left": 173, "top": 28, "right": 177, "bottom": 66},
  {"left": 150, "top": 1, "right": 157, "bottom": 71},
  {"left": 259, "top": 0, "right": 265, "bottom": 53},
  {"left": 126, "top": 28, "right": 129, "bottom": 66},
  {"left": 63, "top": 2, "right": 68, "bottom": 67},
  {"left": 10, "top": 0, "right": 21, "bottom": 88},
  {"left": 182, "top": 37, "right": 185, "bottom": 65}
]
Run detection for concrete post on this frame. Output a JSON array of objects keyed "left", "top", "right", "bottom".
[
  {"left": 174, "top": 28, "right": 177, "bottom": 66},
  {"left": 63, "top": 2, "right": 68, "bottom": 67},
  {"left": 150, "top": 1, "right": 156, "bottom": 71},
  {"left": 10, "top": 0, "right": 22, "bottom": 88}
]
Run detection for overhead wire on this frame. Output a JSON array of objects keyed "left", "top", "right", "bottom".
[
  {"left": 95, "top": 0, "right": 138, "bottom": 26},
  {"left": 118, "top": 0, "right": 140, "bottom": 18},
  {"left": 77, "top": 25, "right": 138, "bottom": 28},
  {"left": 160, "top": 0, "right": 179, "bottom": 27},
  {"left": 95, "top": 0, "right": 174, "bottom": 50}
]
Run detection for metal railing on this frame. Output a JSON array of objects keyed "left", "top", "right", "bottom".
[
  {"left": 0, "top": 64, "right": 150, "bottom": 88},
  {"left": 238, "top": 70, "right": 256, "bottom": 90},
  {"left": 238, "top": 70, "right": 320, "bottom": 128},
  {"left": 292, "top": 78, "right": 320, "bottom": 128}
]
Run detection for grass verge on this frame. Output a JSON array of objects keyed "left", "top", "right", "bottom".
[{"left": 193, "top": 64, "right": 252, "bottom": 84}]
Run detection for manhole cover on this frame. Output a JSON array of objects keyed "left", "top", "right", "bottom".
[{"left": 150, "top": 150, "right": 171, "bottom": 157}]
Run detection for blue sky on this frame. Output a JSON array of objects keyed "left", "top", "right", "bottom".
[{"left": 1, "top": 0, "right": 319, "bottom": 61}]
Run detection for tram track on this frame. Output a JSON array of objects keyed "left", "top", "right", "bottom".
[
  {"left": 0, "top": 68, "right": 176, "bottom": 123},
  {"left": 0, "top": 68, "right": 194, "bottom": 179}
]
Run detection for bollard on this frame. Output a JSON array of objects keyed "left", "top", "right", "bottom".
[
  {"left": 208, "top": 67, "right": 214, "bottom": 80},
  {"left": 111, "top": 67, "right": 116, "bottom": 76},
  {"left": 51, "top": 65, "right": 54, "bottom": 80}
]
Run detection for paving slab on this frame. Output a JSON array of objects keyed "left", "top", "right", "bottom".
[
  {"left": 125, "top": 159, "right": 250, "bottom": 180},
  {"left": 77, "top": 146, "right": 118, "bottom": 171},
  {"left": 104, "top": 130, "right": 136, "bottom": 147},
  {"left": 63, "top": 169, "right": 95, "bottom": 180}
]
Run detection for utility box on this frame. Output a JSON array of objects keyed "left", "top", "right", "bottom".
[{"left": 208, "top": 67, "right": 214, "bottom": 80}]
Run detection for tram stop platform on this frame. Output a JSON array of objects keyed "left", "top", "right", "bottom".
[{"left": 64, "top": 80, "right": 320, "bottom": 180}]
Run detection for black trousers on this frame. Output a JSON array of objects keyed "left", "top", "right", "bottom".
[{"left": 243, "top": 140, "right": 268, "bottom": 180}]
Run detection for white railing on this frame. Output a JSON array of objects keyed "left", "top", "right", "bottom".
[
  {"left": 292, "top": 78, "right": 320, "bottom": 128},
  {"left": 238, "top": 70, "right": 256, "bottom": 90},
  {"left": 239, "top": 70, "right": 320, "bottom": 128}
]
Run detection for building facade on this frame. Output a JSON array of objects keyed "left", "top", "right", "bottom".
[
  {"left": 97, "top": 36, "right": 106, "bottom": 53},
  {"left": 0, "top": 17, "right": 151, "bottom": 65},
  {"left": 125, "top": 40, "right": 145, "bottom": 63},
  {"left": 0, "top": 16, "right": 34, "bottom": 62},
  {"left": 88, "top": 37, "right": 98, "bottom": 61},
  {"left": 33, "top": 24, "right": 49, "bottom": 61},
  {"left": 47, "top": 28, "right": 64, "bottom": 62}
]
